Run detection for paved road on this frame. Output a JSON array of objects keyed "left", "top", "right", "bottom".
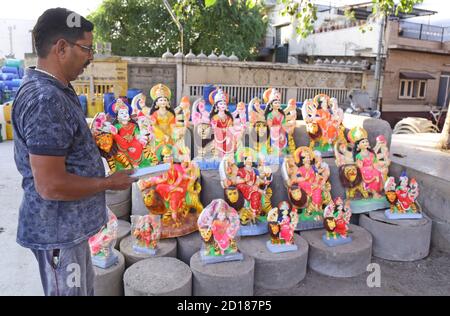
[
  {"left": 0, "top": 141, "right": 42, "bottom": 295},
  {"left": 0, "top": 140, "right": 449, "bottom": 296}
]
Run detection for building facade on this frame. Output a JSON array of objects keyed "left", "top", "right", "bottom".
[{"left": 381, "top": 20, "right": 450, "bottom": 127}]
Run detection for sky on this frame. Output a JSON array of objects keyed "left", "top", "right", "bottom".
[
  {"left": 0, "top": 0, "right": 448, "bottom": 24},
  {"left": 0, "top": 0, "right": 448, "bottom": 59},
  {"left": 0, "top": 0, "right": 103, "bottom": 20}
]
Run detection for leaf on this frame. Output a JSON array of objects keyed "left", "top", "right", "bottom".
[
  {"left": 205, "top": 0, "right": 217, "bottom": 8},
  {"left": 246, "top": 0, "right": 256, "bottom": 9}
]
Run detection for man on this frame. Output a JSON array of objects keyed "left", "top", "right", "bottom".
[{"left": 12, "top": 8, "right": 136, "bottom": 296}]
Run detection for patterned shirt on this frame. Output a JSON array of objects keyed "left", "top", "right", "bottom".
[{"left": 12, "top": 68, "right": 107, "bottom": 250}]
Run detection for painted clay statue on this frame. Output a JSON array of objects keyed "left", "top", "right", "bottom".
[
  {"left": 110, "top": 99, "right": 152, "bottom": 168},
  {"left": 91, "top": 112, "right": 132, "bottom": 173},
  {"left": 302, "top": 94, "right": 344, "bottom": 157},
  {"left": 248, "top": 97, "right": 269, "bottom": 155},
  {"left": 131, "top": 92, "right": 147, "bottom": 116},
  {"left": 219, "top": 147, "right": 273, "bottom": 236},
  {"left": 281, "top": 146, "right": 332, "bottom": 230},
  {"left": 191, "top": 97, "right": 216, "bottom": 168},
  {"left": 384, "top": 171, "right": 422, "bottom": 219},
  {"left": 373, "top": 135, "right": 391, "bottom": 181},
  {"left": 209, "top": 88, "right": 238, "bottom": 158},
  {"left": 173, "top": 96, "right": 191, "bottom": 151},
  {"left": 322, "top": 197, "right": 352, "bottom": 247},
  {"left": 266, "top": 201, "right": 299, "bottom": 253},
  {"left": 138, "top": 146, "right": 203, "bottom": 238},
  {"left": 232, "top": 101, "right": 247, "bottom": 148},
  {"left": 88, "top": 208, "right": 119, "bottom": 268},
  {"left": 149, "top": 84, "right": 176, "bottom": 158},
  {"left": 263, "top": 88, "right": 289, "bottom": 156},
  {"left": 175, "top": 96, "right": 191, "bottom": 129},
  {"left": 334, "top": 126, "right": 390, "bottom": 213},
  {"left": 130, "top": 214, "right": 161, "bottom": 255},
  {"left": 197, "top": 199, "right": 243, "bottom": 264},
  {"left": 285, "top": 98, "right": 298, "bottom": 154},
  {"left": 91, "top": 101, "right": 156, "bottom": 174}
]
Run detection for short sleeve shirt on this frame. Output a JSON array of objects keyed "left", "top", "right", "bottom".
[{"left": 12, "top": 68, "right": 107, "bottom": 250}]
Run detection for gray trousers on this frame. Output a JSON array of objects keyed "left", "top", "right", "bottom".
[{"left": 31, "top": 240, "right": 95, "bottom": 296}]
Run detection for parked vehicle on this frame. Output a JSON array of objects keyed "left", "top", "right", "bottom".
[{"left": 342, "top": 90, "right": 381, "bottom": 119}]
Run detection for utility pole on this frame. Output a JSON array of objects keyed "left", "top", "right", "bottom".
[
  {"left": 374, "top": 15, "right": 387, "bottom": 111},
  {"left": 8, "top": 26, "right": 15, "bottom": 57}
]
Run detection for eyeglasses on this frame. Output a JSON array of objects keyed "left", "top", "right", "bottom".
[{"left": 67, "top": 41, "right": 96, "bottom": 55}]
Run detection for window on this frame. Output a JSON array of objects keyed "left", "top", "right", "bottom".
[
  {"left": 399, "top": 79, "right": 427, "bottom": 99},
  {"left": 275, "top": 26, "right": 282, "bottom": 46}
]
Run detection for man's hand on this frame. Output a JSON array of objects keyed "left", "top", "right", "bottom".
[
  {"left": 30, "top": 154, "right": 136, "bottom": 201},
  {"left": 106, "top": 169, "right": 137, "bottom": 191}
]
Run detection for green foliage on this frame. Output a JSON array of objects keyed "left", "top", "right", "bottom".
[
  {"left": 89, "top": 0, "right": 267, "bottom": 60},
  {"left": 276, "top": 0, "right": 424, "bottom": 39}
]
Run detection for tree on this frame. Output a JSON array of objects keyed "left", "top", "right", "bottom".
[
  {"left": 212, "top": 0, "right": 425, "bottom": 38},
  {"left": 88, "top": 0, "right": 268, "bottom": 60}
]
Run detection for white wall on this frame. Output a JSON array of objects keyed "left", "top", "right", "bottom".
[
  {"left": 266, "top": 4, "right": 382, "bottom": 58},
  {"left": 289, "top": 22, "right": 381, "bottom": 57}
]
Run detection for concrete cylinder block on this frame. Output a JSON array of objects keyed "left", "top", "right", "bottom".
[
  {"left": 115, "top": 219, "right": 131, "bottom": 250},
  {"left": 131, "top": 182, "right": 148, "bottom": 216},
  {"left": 359, "top": 211, "right": 432, "bottom": 261},
  {"left": 177, "top": 232, "right": 202, "bottom": 265},
  {"left": 301, "top": 224, "right": 372, "bottom": 277},
  {"left": 119, "top": 235, "right": 177, "bottom": 268},
  {"left": 106, "top": 188, "right": 131, "bottom": 205},
  {"left": 238, "top": 234, "right": 309, "bottom": 289},
  {"left": 94, "top": 250, "right": 125, "bottom": 296},
  {"left": 200, "top": 170, "right": 224, "bottom": 207},
  {"left": 124, "top": 257, "right": 192, "bottom": 296},
  {"left": 108, "top": 199, "right": 131, "bottom": 221},
  {"left": 190, "top": 252, "right": 255, "bottom": 296},
  {"left": 107, "top": 188, "right": 132, "bottom": 220}
]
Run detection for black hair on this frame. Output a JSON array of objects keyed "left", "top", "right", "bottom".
[
  {"left": 150, "top": 97, "right": 176, "bottom": 116},
  {"left": 33, "top": 8, "right": 94, "bottom": 58}
]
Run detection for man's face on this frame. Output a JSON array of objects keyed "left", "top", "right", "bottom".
[{"left": 64, "top": 32, "right": 94, "bottom": 81}]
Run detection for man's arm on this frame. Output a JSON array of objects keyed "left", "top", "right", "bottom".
[{"left": 30, "top": 154, "right": 136, "bottom": 201}]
